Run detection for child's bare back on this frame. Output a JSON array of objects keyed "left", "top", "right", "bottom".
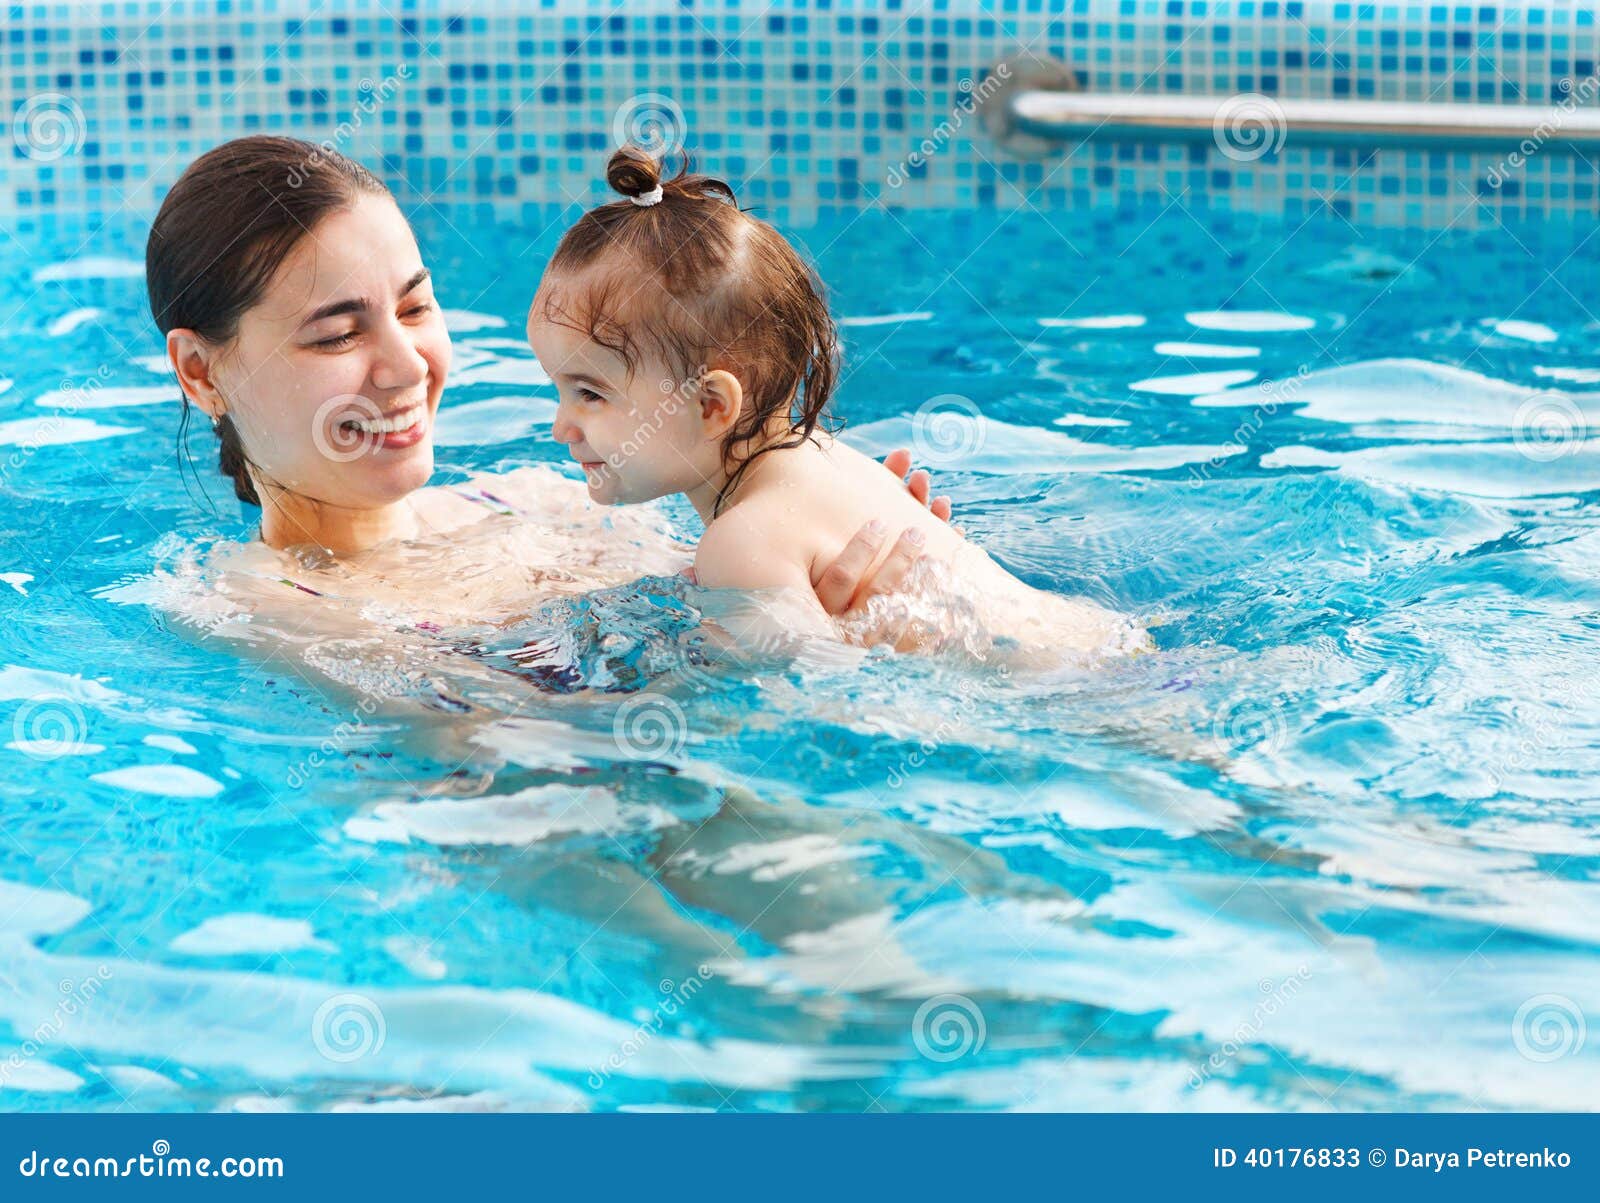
[{"left": 700, "top": 436, "right": 1151, "bottom": 659}]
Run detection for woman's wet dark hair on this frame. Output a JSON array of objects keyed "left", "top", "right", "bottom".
[
  {"left": 145, "top": 135, "right": 391, "bottom": 506},
  {"left": 536, "top": 144, "right": 839, "bottom": 516}
]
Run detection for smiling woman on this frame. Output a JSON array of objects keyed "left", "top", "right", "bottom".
[{"left": 141, "top": 135, "right": 950, "bottom": 647}]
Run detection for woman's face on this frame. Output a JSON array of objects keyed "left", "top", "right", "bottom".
[{"left": 202, "top": 193, "right": 452, "bottom": 510}]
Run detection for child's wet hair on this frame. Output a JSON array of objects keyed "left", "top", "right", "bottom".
[{"left": 537, "top": 144, "right": 839, "bottom": 514}]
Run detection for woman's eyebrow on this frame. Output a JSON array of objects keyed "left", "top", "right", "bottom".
[{"left": 301, "top": 268, "right": 432, "bottom": 326}]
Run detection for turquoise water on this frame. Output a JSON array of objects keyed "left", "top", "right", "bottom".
[{"left": 1, "top": 203, "right": 1597, "bottom": 1111}]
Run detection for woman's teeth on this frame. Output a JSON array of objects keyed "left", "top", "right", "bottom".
[{"left": 342, "top": 406, "right": 422, "bottom": 434}]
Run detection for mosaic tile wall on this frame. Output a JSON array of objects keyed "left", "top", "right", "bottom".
[{"left": 2, "top": 0, "right": 1598, "bottom": 228}]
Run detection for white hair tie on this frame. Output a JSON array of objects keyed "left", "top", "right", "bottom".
[{"left": 629, "top": 184, "right": 665, "bottom": 207}]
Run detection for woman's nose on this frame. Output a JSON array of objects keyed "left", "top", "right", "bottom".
[{"left": 369, "top": 321, "right": 430, "bottom": 392}]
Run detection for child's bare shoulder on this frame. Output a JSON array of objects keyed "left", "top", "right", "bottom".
[{"left": 695, "top": 491, "right": 823, "bottom": 590}]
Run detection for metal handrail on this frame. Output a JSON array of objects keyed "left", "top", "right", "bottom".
[
  {"left": 1009, "top": 91, "right": 1600, "bottom": 150},
  {"left": 980, "top": 54, "right": 1600, "bottom": 155}
]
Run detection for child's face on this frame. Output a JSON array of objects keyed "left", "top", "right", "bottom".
[{"left": 527, "top": 293, "right": 715, "bottom": 506}]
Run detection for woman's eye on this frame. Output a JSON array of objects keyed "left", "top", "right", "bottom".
[
  {"left": 402, "top": 302, "right": 434, "bottom": 319},
  {"left": 315, "top": 331, "right": 358, "bottom": 350}
]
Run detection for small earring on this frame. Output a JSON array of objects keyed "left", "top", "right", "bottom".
[{"left": 211, "top": 415, "right": 222, "bottom": 432}]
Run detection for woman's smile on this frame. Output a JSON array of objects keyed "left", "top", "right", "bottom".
[{"left": 339, "top": 403, "right": 429, "bottom": 449}]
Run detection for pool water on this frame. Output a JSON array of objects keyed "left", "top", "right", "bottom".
[{"left": 1, "top": 201, "right": 1597, "bottom": 1112}]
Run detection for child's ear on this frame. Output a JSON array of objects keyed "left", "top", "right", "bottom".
[
  {"left": 167, "top": 329, "right": 227, "bottom": 420},
  {"left": 697, "top": 369, "right": 744, "bottom": 439}
]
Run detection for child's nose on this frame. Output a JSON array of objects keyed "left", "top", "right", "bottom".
[{"left": 551, "top": 403, "right": 581, "bottom": 445}]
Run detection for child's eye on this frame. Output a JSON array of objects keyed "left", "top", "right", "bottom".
[{"left": 577, "top": 387, "right": 604, "bottom": 403}]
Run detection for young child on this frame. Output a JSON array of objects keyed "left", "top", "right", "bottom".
[{"left": 527, "top": 146, "right": 1149, "bottom": 660}]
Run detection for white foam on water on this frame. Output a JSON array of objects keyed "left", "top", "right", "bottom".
[
  {"left": 1186, "top": 310, "right": 1316, "bottom": 332},
  {"left": 1490, "top": 318, "right": 1558, "bottom": 343},
  {"left": 33, "top": 384, "right": 179, "bottom": 410},
  {"left": 472, "top": 716, "right": 679, "bottom": 770},
  {"left": 1153, "top": 341, "right": 1261, "bottom": 359},
  {"left": 171, "top": 914, "right": 336, "bottom": 956},
  {"left": 0, "top": 938, "right": 884, "bottom": 1096},
  {"left": 1038, "top": 314, "right": 1146, "bottom": 329},
  {"left": 132, "top": 354, "right": 170, "bottom": 374},
  {"left": 0, "top": 417, "right": 140, "bottom": 447},
  {"left": 361, "top": 784, "right": 677, "bottom": 847},
  {"left": 868, "top": 765, "right": 1240, "bottom": 841},
  {"left": 1130, "top": 369, "right": 1258, "bottom": 395},
  {"left": 0, "top": 666, "right": 121, "bottom": 706},
  {"left": 838, "top": 311, "right": 933, "bottom": 326},
  {"left": 1534, "top": 365, "right": 1600, "bottom": 384},
  {"left": 1, "top": 573, "right": 32, "bottom": 595},
  {"left": 0, "top": 379, "right": 11, "bottom": 396},
  {"left": 0, "top": 1059, "right": 84, "bottom": 1094},
  {"left": 1261, "top": 440, "right": 1600, "bottom": 498},
  {"left": 442, "top": 309, "right": 508, "bottom": 332},
  {"left": 384, "top": 936, "right": 448, "bottom": 980},
  {"left": 845, "top": 415, "right": 1245, "bottom": 475},
  {"left": 1053, "top": 413, "right": 1130, "bottom": 427},
  {"left": 101, "top": 1065, "right": 182, "bottom": 1097},
  {"left": 6, "top": 739, "right": 104, "bottom": 757},
  {"left": 0, "top": 878, "right": 91, "bottom": 939},
  {"left": 451, "top": 355, "right": 552, "bottom": 387},
  {"left": 712, "top": 909, "right": 967, "bottom": 998},
  {"left": 32, "top": 256, "right": 144, "bottom": 282},
  {"left": 699, "top": 834, "right": 879, "bottom": 882},
  {"left": 343, "top": 815, "right": 413, "bottom": 845},
  {"left": 431, "top": 395, "right": 557, "bottom": 447},
  {"left": 1194, "top": 358, "right": 1600, "bottom": 431},
  {"left": 89, "top": 764, "right": 224, "bottom": 798},
  {"left": 142, "top": 733, "right": 196, "bottom": 755},
  {"left": 461, "top": 336, "right": 536, "bottom": 351},
  {"left": 46, "top": 307, "right": 103, "bottom": 337}
]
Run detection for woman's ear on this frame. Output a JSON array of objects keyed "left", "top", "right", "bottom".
[
  {"left": 166, "top": 329, "right": 226, "bottom": 419},
  {"left": 697, "top": 369, "right": 744, "bottom": 439}
]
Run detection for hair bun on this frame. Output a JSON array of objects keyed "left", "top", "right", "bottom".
[{"left": 606, "top": 145, "right": 664, "bottom": 200}]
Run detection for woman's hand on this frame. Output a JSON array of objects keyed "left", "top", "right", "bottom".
[
  {"left": 814, "top": 519, "right": 928, "bottom": 616},
  {"left": 812, "top": 447, "right": 955, "bottom": 616},
  {"left": 881, "top": 447, "right": 952, "bottom": 523}
]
